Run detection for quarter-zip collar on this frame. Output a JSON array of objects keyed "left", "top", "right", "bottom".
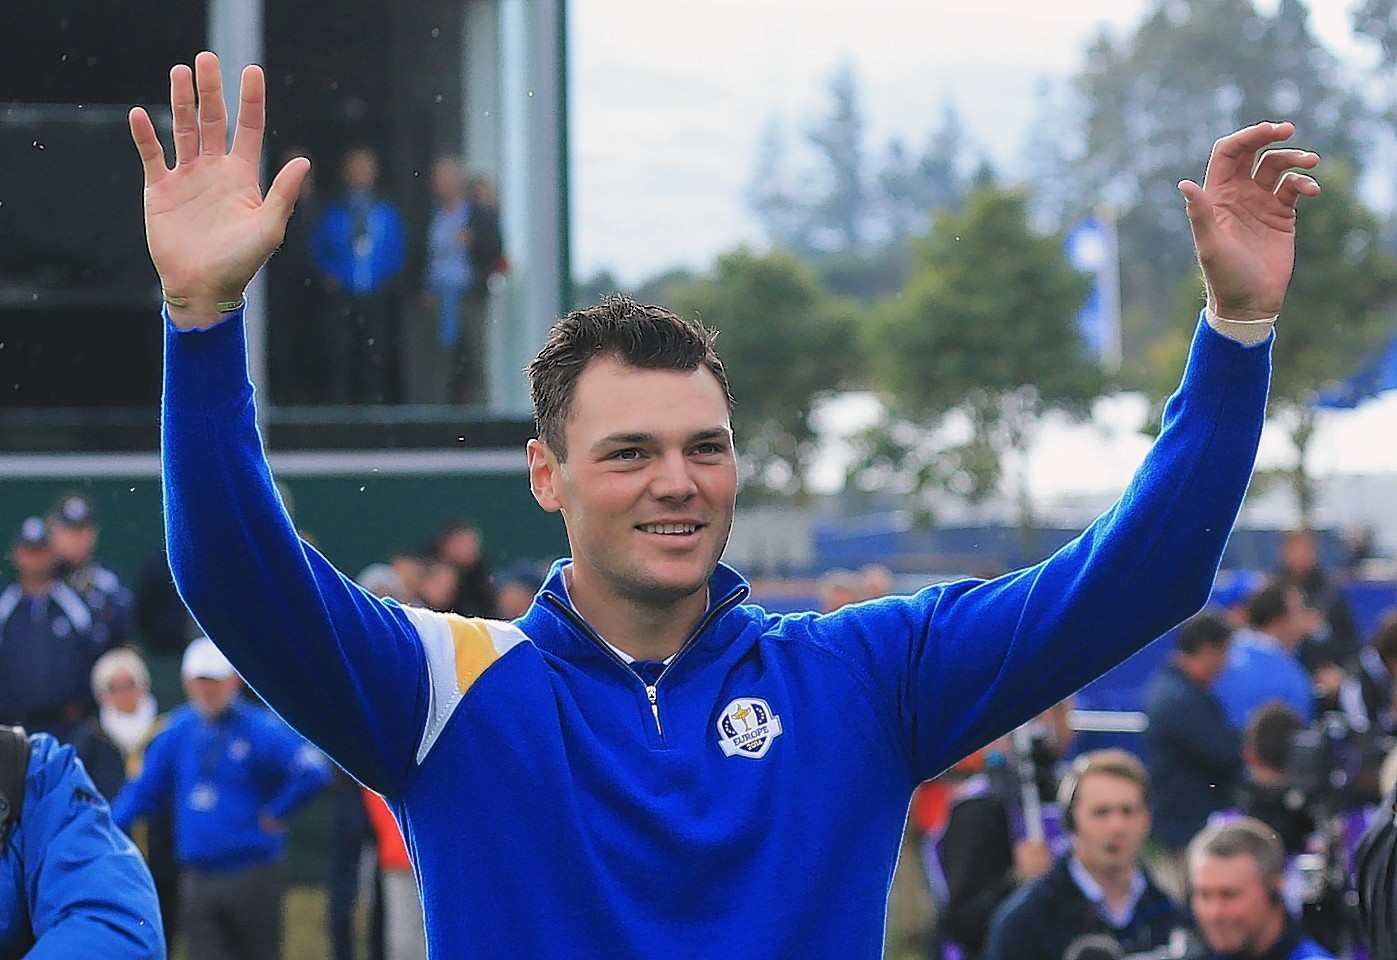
[{"left": 519, "top": 559, "right": 751, "bottom": 670}]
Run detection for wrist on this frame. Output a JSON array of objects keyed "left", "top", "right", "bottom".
[
  {"left": 1205, "top": 291, "right": 1279, "bottom": 323},
  {"left": 163, "top": 290, "right": 246, "bottom": 329},
  {"left": 1204, "top": 303, "right": 1276, "bottom": 346}
]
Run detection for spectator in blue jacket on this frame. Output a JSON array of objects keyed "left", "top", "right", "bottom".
[
  {"left": 1144, "top": 611, "right": 1243, "bottom": 897},
  {"left": 0, "top": 516, "right": 104, "bottom": 740},
  {"left": 47, "top": 492, "right": 135, "bottom": 650},
  {"left": 0, "top": 729, "right": 164, "bottom": 959},
  {"left": 312, "top": 145, "right": 407, "bottom": 404},
  {"left": 1214, "top": 583, "right": 1317, "bottom": 730},
  {"left": 113, "top": 637, "right": 331, "bottom": 960}
]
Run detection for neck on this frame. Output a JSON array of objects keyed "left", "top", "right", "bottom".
[
  {"left": 1249, "top": 906, "right": 1288, "bottom": 956},
  {"left": 1080, "top": 856, "right": 1136, "bottom": 908},
  {"left": 18, "top": 574, "right": 50, "bottom": 597},
  {"left": 564, "top": 566, "right": 708, "bottom": 661}
]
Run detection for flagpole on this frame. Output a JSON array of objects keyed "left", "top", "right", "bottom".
[{"left": 1098, "top": 204, "right": 1122, "bottom": 372}]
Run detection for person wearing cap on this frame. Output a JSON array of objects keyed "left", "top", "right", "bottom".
[
  {"left": 112, "top": 637, "right": 332, "bottom": 960},
  {"left": 47, "top": 493, "right": 135, "bottom": 649},
  {"left": 0, "top": 517, "right": 103, "bottom": 739},
  {"left": 0, "top": 728, "right": 165, "bottom": 958}
]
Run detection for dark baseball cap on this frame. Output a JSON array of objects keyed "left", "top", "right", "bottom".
[
  {"left": 49, "top": 493, "right": 95, "bottom": 528},
  {"left": 13, "top": 516, "right": 50, "bottom": 549}
]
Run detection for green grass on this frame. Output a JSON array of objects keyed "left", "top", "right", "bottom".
[
  {"left": 166, "top": 886, "right": 335, "bottom": 960},
  {"left": 174, "top": 848, "right": 935, "bottom": 960}
]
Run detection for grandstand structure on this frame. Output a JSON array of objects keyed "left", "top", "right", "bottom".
[{"left": 1, "top": 0, "right": 572, "bottom": 575}]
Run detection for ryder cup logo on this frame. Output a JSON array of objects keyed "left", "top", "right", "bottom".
[{"left": 717, "top": 697, "right": 783, "bottom": 759}]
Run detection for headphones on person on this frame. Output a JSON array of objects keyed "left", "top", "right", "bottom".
[{"left": 1056, "top": 750, "right": 1151, "bottom": 834}]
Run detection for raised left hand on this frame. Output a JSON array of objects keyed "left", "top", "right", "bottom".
[{"left": 1178, "top": 121, "right": 1320, "bottom": 319}]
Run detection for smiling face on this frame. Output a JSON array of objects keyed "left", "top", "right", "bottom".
[
  {"left": 528, "top": 355, "right": 737, "bottom": 615},
  {"left": 1190, "top": 853, "right": 1285, "bottom": 955}
]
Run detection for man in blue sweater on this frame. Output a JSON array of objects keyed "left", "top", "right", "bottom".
[
  {"left": 112, "top": 637, "right": 331, "bottom": 960},
  {"left": 0, "top": 729, "right": 164, "bottom": 959},
  {"left": 131, "top": 51, "right": 1320, "bottom": 959}
]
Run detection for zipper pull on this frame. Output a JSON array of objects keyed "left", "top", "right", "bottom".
[{"left": 646, "top": 685, "right": 663, "bottom": 736}]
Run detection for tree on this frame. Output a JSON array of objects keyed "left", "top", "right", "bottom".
[
  {"left": 667, "top": 249, "right": 859, "bottom": 499},
  {"left": 1039, "top": 0, "right": 1367, "bottom": 371},
  {"left": 877, "top": 102, "right": 974, "bottom": 243},
  {"left": 572, "top": 270, "right": 624, "bottom": 310},
  {"left": 748, "top": 118, "right": 808, "bottom": 252},
  {"left": 1239, "top": 165, "right": 1397, "bottom": 524},
  {"left": 855, "top": 187, "right": 1104, "bottom": 536},
  {"left": 805, "top": 62, "right": 869, "bottom": 253},
  {"left": 1136, "top": 163, "right": 1397, "bottom": 526}
]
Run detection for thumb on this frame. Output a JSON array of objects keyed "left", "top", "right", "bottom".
[
  {"left": 265, "top": 156, "right": 311, "bottom": 223},
  {"left": 1178, "top": 179, "right": 1217, "bottom": 251}
]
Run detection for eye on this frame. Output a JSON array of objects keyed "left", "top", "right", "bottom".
[
  {"left": 692, "top": 440, "right": 729, "bottom": 457},
  {"left": 611, "top": 447, "right": 643, "bottom": 461}
]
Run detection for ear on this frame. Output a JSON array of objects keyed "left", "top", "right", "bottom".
[{"left": 527, "top": 439, "right": 564, "bottom": 514}]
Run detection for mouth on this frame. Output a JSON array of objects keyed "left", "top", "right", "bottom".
[{"left": 636, "top": 522, "right": 702, "bottom": 536}]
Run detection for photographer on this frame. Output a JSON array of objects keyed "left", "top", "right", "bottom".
[
  {"left": 1236, "top": 703, "right": 1314, "bottom": 855},
  {"left": 1189, "top": 819, "right": 1335, "bottom": 959},
  {"left": 932, "top": 702, "right": 1073, "bottom": 958},
  {"left": 981, "top": 750, "right": 1187, "bottom": 960}
]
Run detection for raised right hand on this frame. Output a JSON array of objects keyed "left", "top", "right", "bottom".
[{"left": 130, "top": 51, "right": 309, "bottom": 329}]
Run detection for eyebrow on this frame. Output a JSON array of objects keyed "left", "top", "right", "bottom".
[{"left": 589, "top": 427, "right": 731, "bottom": 455}]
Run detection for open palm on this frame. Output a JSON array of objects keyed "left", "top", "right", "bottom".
[{"left": 130, "top": 52, "right": 308, "bottom": 327}]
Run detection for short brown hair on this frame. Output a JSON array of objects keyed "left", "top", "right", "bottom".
[
  {"left": 1243, "top": 701, "right": 1302, "bottom": 773},
  {"left": 526, "top": 294, "right": 731, "bottom": 460}
]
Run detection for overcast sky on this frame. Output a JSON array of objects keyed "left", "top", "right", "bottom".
[
  {"left": 564, "top": 1, "right": 1397, "bottom": 515},
  {"left": 567, "top": 0, "right": 1361, "bottom": 285}
]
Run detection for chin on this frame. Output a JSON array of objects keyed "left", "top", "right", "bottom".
[{"left": 625, "top": 567, "right": 712, "bottom": 606}]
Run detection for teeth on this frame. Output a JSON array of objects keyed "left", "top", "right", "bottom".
[{"left": 641, "top": 523, "right": 697, "bottom": 535}]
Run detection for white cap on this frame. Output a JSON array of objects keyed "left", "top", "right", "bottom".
[{"left": 181, "top": 636, "right": 237, "bottom": 681}]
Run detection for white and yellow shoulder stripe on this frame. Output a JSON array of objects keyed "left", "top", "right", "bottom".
[{"left": 400, "top": 606, "right": 529, "bottom": 764}]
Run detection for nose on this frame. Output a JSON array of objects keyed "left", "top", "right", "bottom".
[{"left": 650, "top": 449, "right": 698, "bottom": 502}]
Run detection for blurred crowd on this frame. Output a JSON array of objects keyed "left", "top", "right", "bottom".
[
  {"left": 858, "top": 526, "right": 1397, "bottom": 959},
  {"left": 267, "top": 146, "right": 505, "bottom": 407},
  {"left": 6, "top": 489, "right": 1395, "bottom": 959},
  {"left": 0, "top": 492, "right": 545, "bottom": 960}
]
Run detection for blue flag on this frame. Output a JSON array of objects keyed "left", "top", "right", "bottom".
[
  {"left": 1065, "top": 213, "right": 1120, "bottom": 369},
  {"left": 1315, "top": 333, "right": 1397, "bottom": 409}
]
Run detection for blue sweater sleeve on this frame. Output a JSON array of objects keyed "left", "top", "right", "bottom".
[
  {"left": 19, "top": 736, "right": 165, "bottom": 959},
  {"left": 805, "top": 315, "right": 1271, "bottom": 782},
  {"left": 161, "top": 308, "right": 432, "bottom": 796}
]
